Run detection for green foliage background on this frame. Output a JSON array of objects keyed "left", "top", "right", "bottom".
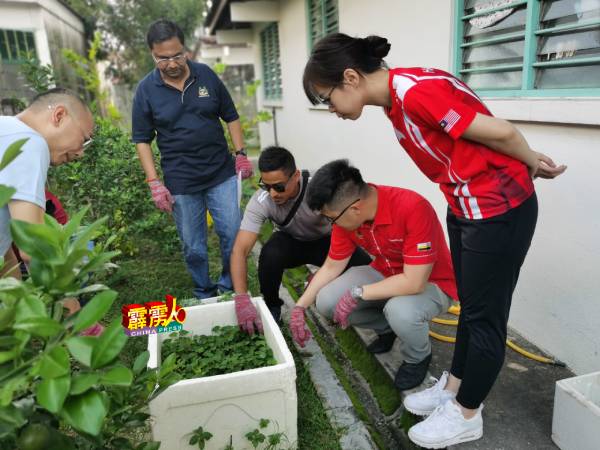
[{"left": 49, "top": 117, "right": 179, "bottom": 256}]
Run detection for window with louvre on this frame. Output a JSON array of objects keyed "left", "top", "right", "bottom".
[
  {"left": 0, "top": 29, "right": 36, "bottom": 63},
  {"left": 455, "top": 0, "right": 600, "bottom": 95},
  {"left": 260, "top": 23, "right": 282, "bottom": 101},
  {"left": 307, "top": 0, "right": 339, "bottom": 49}
]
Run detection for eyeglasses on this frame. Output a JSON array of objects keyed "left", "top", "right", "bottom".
[
  {"left": 153, "top": 52, "right": 186, "bottom": 66},
  {"left": 258, "top": 175, "right": 293, "bottom": 193},
  {"left": 323, "top": 198, "right": 361, "bottom": 224},
  {"left": 73, "top": 118, "right": 93, "bottom": 149},
  {"left": 318, "top": 85, "right": 337, "bottom": 106}
]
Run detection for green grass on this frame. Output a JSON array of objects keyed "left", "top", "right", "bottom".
[
  {"left": 308, "top": 323, "right": 387, "bottom": 450},
  {"left": 334, "top": 328, "right": 402, "bottom": 415}
]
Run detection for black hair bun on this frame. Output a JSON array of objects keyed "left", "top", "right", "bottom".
[{"left": 364, "top": 35, "right": 391, "bottom": 59}]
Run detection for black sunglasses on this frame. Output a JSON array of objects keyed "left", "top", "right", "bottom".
[
  {"left": 258, "top": 175, "right": 293, "bottom": 193},
  {"left": 323, "top": 198, "right": 361, "bottom": 224}
]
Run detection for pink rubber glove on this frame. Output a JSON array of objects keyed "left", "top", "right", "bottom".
[
  {"left": 333, "top": 290, "right": 358, "bottom": 329},
  {"left": 147, "top": 179, "right": 174, "bottom": 213},
  {"left": 290, "top": 306, "right": 311, "bottom": 348},
  {"left": 234, "top": 293, "right": 263, "bottom": 335},
  {"left": 235, "top": 154, "right": 254, "bottom": 180}
]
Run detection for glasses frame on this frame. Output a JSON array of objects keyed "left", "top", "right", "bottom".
[
  {"left": 323, "top": 198, "right": 361, "bottom": 224},
  {"left": 152, "top": 52, "right": 187, "bottom": 66},
  {"left": 318, "top": 85, "right": 337, "bottom": 106},
  {"left": 258, "top": 174, "right": 294, "bottom": 193}
]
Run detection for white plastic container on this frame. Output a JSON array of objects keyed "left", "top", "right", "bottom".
[
  {"left": 552, "top": 371, "right": 600, "bottom": 450},
  {"left": 147, "top": 297, "right": 297, "bottom": 450}
]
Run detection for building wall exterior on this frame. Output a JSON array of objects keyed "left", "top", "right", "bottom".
[
  {"left": 0, "top": 0, "right": 84, "bottom": 102},
  {"left": 231, "top": 0, "right": 599, "bottom": 374}
]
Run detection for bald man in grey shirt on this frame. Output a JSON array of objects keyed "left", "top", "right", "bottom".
[{"left": 230, "top": 147, "right": 371, "bottom": 328}]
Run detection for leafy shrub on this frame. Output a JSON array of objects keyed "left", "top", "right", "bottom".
[
  {"left": 161, "top": 326, "right": 276, "bottom": 379},
  {"left": 49, "top": 116, "right": 179, "bottom": 255},
  {"left": 0, "top": 211, "right": 178, "bottom": 448}
]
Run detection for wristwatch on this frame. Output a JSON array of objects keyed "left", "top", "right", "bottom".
[
  {"left": 350, "top": 285, "right": 364, "bottom": 301},
  {"left": 235, "top": 148, "right": 247, "bottom": 156}
]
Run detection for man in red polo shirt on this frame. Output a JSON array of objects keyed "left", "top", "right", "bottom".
[{"left": 290, "top": 159, "right": 457, "bottom": 390}]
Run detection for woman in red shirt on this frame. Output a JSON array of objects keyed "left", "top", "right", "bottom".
[{"left": 303, "top": 33, "right": 566, "bottom": 449}]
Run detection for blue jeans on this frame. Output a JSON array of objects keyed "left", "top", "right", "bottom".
[{"left": 172, "top": 175, "right": 240, "bottom": 299}]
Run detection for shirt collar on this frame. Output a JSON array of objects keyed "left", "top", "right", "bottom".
[
  {"left": 369, "top": 184, "right": 392, "bottom": 227},
  {"left": 152, "top": 60, "right": 195, "bottom": 86}
]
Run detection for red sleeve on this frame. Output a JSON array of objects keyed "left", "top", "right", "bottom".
[
  {"left": 403, "top": 81, "right": 477, "bottom": 140},
  {"left": 328, "top": 225, "right": 357, "bottom": 260},
  {"left": 402, "top": 199, "right": 440, "bottom": 265}
]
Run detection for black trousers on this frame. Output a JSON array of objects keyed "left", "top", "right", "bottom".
[
  {"left": 258, "top": 231, "right": 372, "bottom": 308},
  {"left": 447, "top": 193, "right": 538, "bottom": 409}
]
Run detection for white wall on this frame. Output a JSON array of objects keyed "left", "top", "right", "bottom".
[
  {"left": 504, "top": 122, "right": 600, "bottom": 375},
  {"left": 248, "top": 0, "right": 600, "bottom": 374}
]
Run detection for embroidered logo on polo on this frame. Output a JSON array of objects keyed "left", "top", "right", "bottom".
[
  {"left": 417, "top": 242, "right": 432, "bottom": 252},
  {"left": 198, "top": 86, "right": 210, "bottom": 97}
]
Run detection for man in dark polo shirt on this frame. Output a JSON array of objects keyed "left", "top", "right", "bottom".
[
  {"left": 230, "top": 147, "right": 371, "bottom": 331},
  {"left": 132, "top": 20, "right": 253, "bottom": 299}
]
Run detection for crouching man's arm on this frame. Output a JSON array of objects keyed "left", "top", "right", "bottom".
[
  {"left": 361, "top": 263, "right": 433, "bottom": 301},
  {"left": 296, "top": 255, "right": 350, "bottom": 308}
]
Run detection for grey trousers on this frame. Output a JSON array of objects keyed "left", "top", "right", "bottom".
[{"left": 315, "top": 265, "right": 452, "bottom": 363}]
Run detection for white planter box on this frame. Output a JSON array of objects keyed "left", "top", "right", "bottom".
[
  {"left": 552, "top": 371, "right": 600, "bottom": 450},
  {"left": 147, "top": 297, "right": 297, "bottom": 450}
]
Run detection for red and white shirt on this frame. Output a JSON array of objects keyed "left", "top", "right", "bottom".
[
  {"left": 328, "top": 185, "right": 458, "bottom": 301},
  {"left": 386, "top": 67, "right": 534, "bottom": 219}
]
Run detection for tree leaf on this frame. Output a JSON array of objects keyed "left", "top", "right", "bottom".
[
  {"left": 0, "top": 185, "right": 16, "bottom": 209},
  {"left": 90, "top": 319, "right": 127, "bottom": 369},
  {"left": 61, "top": 390, "right": 107, "bottom": 436},
  {"left": 70, "top": 373, "right": 99, "bottom": 395},
  {"left": 65, "top": 283, "right": 108, "bottom": 297},
  {"left": 72, "top": 289, "right": 117, "bottom": 333},
  {"left": 39, "top": 346, "right": 70, "bottom": 379},
  {"left": 132, "top": 350, "right": 150, "bottom": 375},
  {"left": 13, "top": 317, "right": 62, "bottom": 338},
  {"left": 100, "top": 365, "right": 133, "bottom": 386},
  {"left": 0, "top": 403, "right": 26, "bottom": 432},
  {"left": 0, "top": 138, "right": 27, "bottom": 170},
  {"left": 66, "top": 336, "right": 96, "bottom": 367},
  {"left": 36, "top": 375, "right": 70, "bottom": 413},
  {"left": 10, "top": 219, "right": 61, "bottom": 260},
  {"left": 14, "top": 294, "right": 47, "bottom": 322}
]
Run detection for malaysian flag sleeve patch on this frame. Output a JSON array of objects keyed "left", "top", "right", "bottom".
[{"left": 439, "top": 109, "right": 461, "bottom": 133}]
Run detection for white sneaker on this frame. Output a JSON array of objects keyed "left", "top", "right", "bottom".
[
  {"left": 403, "top": 371, "right": 455, "bottom": 416},
  {"left": 408, "top": 399, "right": 483, "bottom": 449}
]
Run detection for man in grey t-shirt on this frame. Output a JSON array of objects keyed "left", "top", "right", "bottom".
[
  {"left": 230, "top": 147, "right": 370, "bottom": 329},
  {"left": 0, "top": 88, "right": 93, "bottom": 277}
]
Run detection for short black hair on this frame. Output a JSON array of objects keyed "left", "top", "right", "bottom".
[
  {"left": 30, "top": 87, "right": 89, "bottom": 113},
  {"left": 258, "top": 146, "right": 297, "bottom": 176},
  {"left": 307, "top": 159, "right": 368, "bottom": 211},
  {"left": 146, "top": 19, "right": 185, "bottom": 49}
]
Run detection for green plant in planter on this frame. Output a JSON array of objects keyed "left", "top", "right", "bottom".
[
  {"left": 0, "top": 141, "right": 177, "bottom": 449},
  {"left": 188, "top": 425, "right": 213, "bottom": 450},
  {"left": 188, "top": 418, "right": 290, "bottom": 450},
  {"left": 161, "top": 326, "right": 277, "bottom": 379}
]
